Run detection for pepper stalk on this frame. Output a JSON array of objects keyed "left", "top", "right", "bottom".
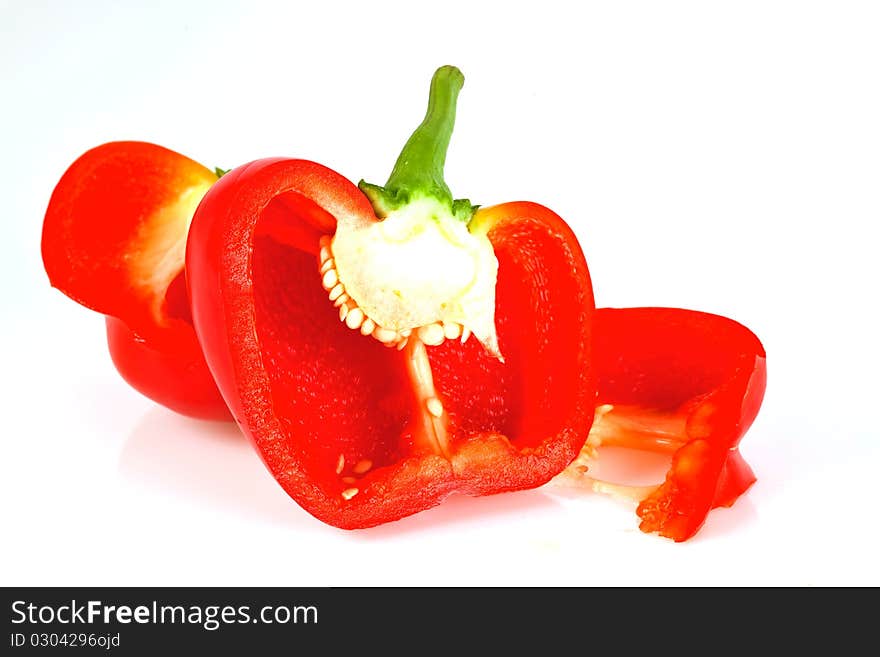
[{"left": 359, "top": 65, "right": 476, "bottom": 223}]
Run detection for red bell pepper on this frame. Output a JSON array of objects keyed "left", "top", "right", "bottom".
[
  {"left": 41, "top": 141, "right": 229, "bottom": 420},
  {"left": 556, "top": 307, "right": 767, "bottom": 541},
  {"left": 40, "top": 67, "right": 766, "bottom": 541},
  {"left": 185, "top": 66, "right": 597, "bottom": 528}
]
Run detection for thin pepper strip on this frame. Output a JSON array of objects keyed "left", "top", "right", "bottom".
[{"left": 557, "top": 307, "right": 767, "bottom": 541}]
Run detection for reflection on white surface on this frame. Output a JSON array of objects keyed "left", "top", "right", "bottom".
[
  {"left": 117, "top": 406, "right": 756, "bottom": 544},
  {"left": 119, "top": 408, "right": 308, "bottom": 527},
  {"left": 119, "top": 407, "right": 564, "bottom": 536},
  {"left": 354, "top": 490, "right": 563, "bottom": 539}
]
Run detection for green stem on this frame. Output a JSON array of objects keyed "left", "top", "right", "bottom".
[{"left": 359, "top": 65, "right": 475, "bottom": 221}]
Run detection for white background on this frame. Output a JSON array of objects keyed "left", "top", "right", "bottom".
[{"left": 2, "top": 1, "right": 878, "bottom": 586}]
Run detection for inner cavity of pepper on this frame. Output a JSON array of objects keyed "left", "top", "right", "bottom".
[
  {"left": 250, "top": 207, "right": 532, "bottom": 503},
  {"left": 251, "top": 192, "right": 586, "bottom": 503},
  {"left": 317, "top": 224, "right": 507, "bottom": 465}
]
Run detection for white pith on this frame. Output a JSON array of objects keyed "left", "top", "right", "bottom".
[
  {"left": 134, "top": 183, "right": 213, "bottom": 322},
  {"left": 325, "top": 198, "right": 501, "bottom": 357},
  {"left": 551, "top": 404, "right": 663, "bottom": 502}
]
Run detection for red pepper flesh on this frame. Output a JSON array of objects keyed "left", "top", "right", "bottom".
[{"left": 41, "top": 141, "right": 229, "bottom": 420}]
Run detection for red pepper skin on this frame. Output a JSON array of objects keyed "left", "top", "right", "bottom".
[
  {"left": 104, "top": 316, "right": 227, "bottom": 420},
  {"left": 592, "top": 307, "right": 767, "bottom": 541},
  {"left": 41, "top": 142, "right": 229, "bottom": 420},
  {"left": 185, "top": 158, "right": 596, "bottom": 528}
]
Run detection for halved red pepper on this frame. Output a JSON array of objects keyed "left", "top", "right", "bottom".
[
  {"left": 556, "top": 307, "right": 767, "bottom": 541},
  {"left": 41, "top": 142, "right": 229, "bottom": 420},
  {"left": 185, "top": 66, "right": 597, "bottom": 527}
]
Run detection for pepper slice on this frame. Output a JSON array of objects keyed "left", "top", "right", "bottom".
[
  {"left": 186, "top": 67, "right": 597, "bottom": 527},
  {"left": 556, "top": 307, "right": 767, "bottom": 541},
  {"left": 41, "top": 142, "right": 229, "bottom": 420}
]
